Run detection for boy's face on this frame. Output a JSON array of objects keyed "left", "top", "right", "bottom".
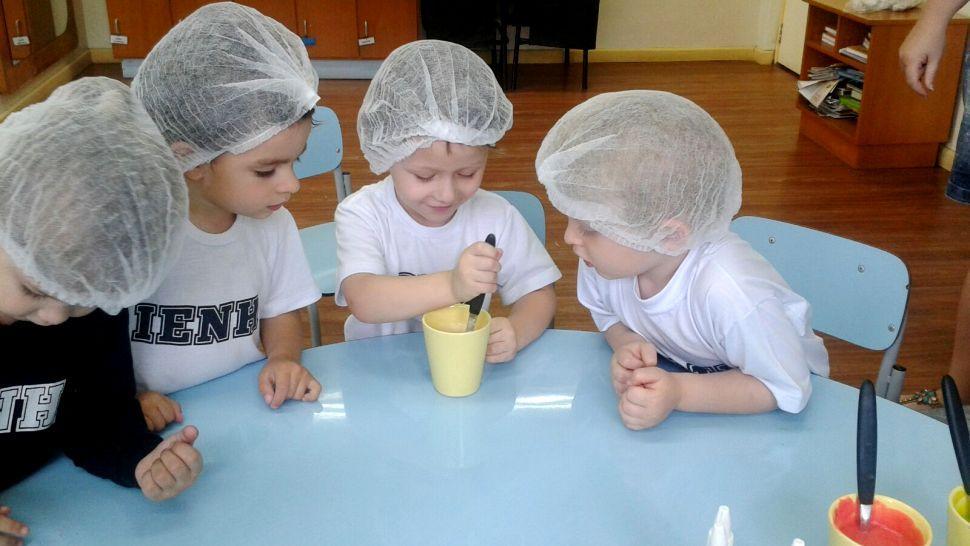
[
  {"left": 563, "top": 218, "right": 675, "bottom": 279},
  {"left": 186, "top": 117, "right": 312, "bottom": 227},
  {"left": 389, "top": 141, "right": 488, "bottom": 227},
  {"left": 0, "top": 248, "right": 94, "bottom": 326}
]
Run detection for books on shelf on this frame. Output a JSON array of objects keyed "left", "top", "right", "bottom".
[
  {"left": 840, "top": 45, "right": 868, "bottom": 63},
  {"left": 839, "top": 31, "right": 871, "bottom": 64},
  {"left": 821, "top": 25, "right": 837, "bottom": 47}
]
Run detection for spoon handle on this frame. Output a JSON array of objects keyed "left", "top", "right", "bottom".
[
  {"left": 857, "top": 380, "right": 877, "bottom": 520},
  {"left": 942, "top": 375, "right": 970, "bottom": 495}
]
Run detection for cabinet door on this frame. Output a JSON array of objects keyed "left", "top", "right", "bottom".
[
  {"left": 170, "top": 0, "right": 297, "bottom": 31},
  {"left": 296, "top": 0, "right": 358, "bottom": 59},
  {"left": 2, "top": 0, "right": 30, "bottom": 59},
  {"left": 105, "top": 0, "right": 172, "bottom": 59},
  {"left": 356, "top": 0, "right": 417, "bottom": 59}
]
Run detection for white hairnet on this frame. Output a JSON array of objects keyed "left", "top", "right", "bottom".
[
  {"left": 132, "top": 1, "right": 319, "bottom": 172},
  {"left": 0, "top": 77, "right": 187, "bottom": 314},
  {"left": 536, "top": 90, "right": 742, "bottom": 256},
  {"left": 358, "top": 39, "right": 513, "bottom": 174}
]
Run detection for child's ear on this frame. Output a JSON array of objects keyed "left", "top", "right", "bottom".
[
  {"left": 183, "top": 163, "right": 210, "bottom": 184},
  {"left": 660, "top": 219, "right": 691, "bottom": 254}
]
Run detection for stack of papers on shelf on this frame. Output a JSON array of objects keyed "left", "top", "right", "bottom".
[
  {"left": 798, "top": 63, "right": 862, "bottom": 119},
  {"left": 822, "top": 25, "right": 837, "bottom": 47}
]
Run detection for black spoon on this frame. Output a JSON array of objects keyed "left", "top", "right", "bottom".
[
  {"left": 464, "top": 233, "right": 496, "bottom": 332},
  {"left": 942, "top": 375, "right": 970, "bottom": 497},
  {"left": 857, "top": 379, "right": 877, "bottom": 530}
]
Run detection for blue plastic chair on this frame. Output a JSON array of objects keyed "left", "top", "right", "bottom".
[
  {"left": 297, "top": 107, "right": 351, "bottom": 346},
  {"left": 731, "top": 216, "right": 910, "bottom": 400},
  {"left": 493, "top": 190, "right": 546, "bottom": 243}
]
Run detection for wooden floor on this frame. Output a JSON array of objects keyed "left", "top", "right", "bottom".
[{"left": 81, "top": 60, "right": 970, "bottom": 392}]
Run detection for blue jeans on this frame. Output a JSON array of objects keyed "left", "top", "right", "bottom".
[{"left": 948, "top": 44, "right": 970, "bottom": 203}]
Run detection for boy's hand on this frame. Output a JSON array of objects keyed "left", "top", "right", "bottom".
[
  {"left": 618, "top": 367, "right": 682, "bottom": 430},
  {"left": 258, "top": 358, "right": 322, "bottom": 409},
  {"left": 137, "top": 391, "right": 183, "bottom": 432},
  {"left": 450, "top": 242, "right": 503, "bottom": 303},
  {"left": 135, "top": 426, "right": 203, "bottom": 501},
  {"left": 486, "top": 316, "right": 517, "bottom": 363},
  {"left": 610, "top": 340, "right": 658, "bottom": 395},
  {"left": 0, "top": 506, "right": 27, "bottom": 546}
]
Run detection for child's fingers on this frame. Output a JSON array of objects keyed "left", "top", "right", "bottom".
[
  {"left": 147, "top": 406, "right": 168, "bottom": 432},
  {"left": 304, "top": 378, "right": 322, "bottom": 401},
  {"left": 0, "top": 512, "right": 27, "bottom": 538},
  {"left": 258, "top": 371, "right": 274, "bottom": 404},
  {"left": 630, "top": 366, "right": 664, "bottom": 387},
  {"left": 270, "top": 372, "right": 290, "bottom": 409},
  {"left": 170, "top": 398, "right": 184, "bottom": 423}
]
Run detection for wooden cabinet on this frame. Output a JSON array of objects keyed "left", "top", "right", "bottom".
[
  {"left": 0, "top": 0, "right": 78, "bottom": 93},
  {"left": 797, "top": 0, "right": 970, "bottom": 168},
  {"left": 107, "top": 0, "right": 417, "bottom": 61},
  {"left": 105, "top": 0, "right": 172, "bottom": 59},
  {"left": 296, "top": 0, "right": 359, "bottom": 59},
  {"left": 355, "top": 0, "right": 417, "bottom": 59},
  {"left": 170, "top": 0, "right": 296, "bottom": 29}
]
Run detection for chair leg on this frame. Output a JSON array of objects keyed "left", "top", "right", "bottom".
[
  {"left": 512, "top": 24, "right": 521, "bottom": 90},
  {"left": 582, "top": 49, "right": 589, "bottom": 90},
  {"left": 876, "top": 311, "right": 907, "bottom": 400},
  {"left": 342, "top": 171, "right": 352, "bottom": 200},
  {"left": 308, "top": 303, "right": 321, "bottom": 347},
  {"left": 333, "top": 169, "right": 346, "bottom": 203}
]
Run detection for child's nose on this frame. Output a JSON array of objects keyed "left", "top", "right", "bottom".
[
  {"left": 564, "top": 222, "right": 582, "bottom": 246},
  {"left": 38, "top": 302, "right": 70, "bottom": 326},
  {"left": 278, "top": 170, "right": 301, "bottom": 194},
  {"left": 434, "top": 179, "right": 456, "bottom": 203}
]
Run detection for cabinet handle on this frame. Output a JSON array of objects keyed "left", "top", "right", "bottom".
[
  {"left": 14, "top": 19, "right": 20, "bottom": 35},
  {"left": 303, "top": 19, "right": 308, "bottom": 36},
  {"left": 113, "top": 18, "right": 120, "bottom": 35},
  {"left": 364, "top": 20, "right": 368, "bottom": 37}
]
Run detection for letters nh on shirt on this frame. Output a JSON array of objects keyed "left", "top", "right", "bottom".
[
  {"left": 0, "top": 380, "right": 65, "bottom": 433},
  {"left": 130, "top": 297, "right": 259, "bottom": 346}
]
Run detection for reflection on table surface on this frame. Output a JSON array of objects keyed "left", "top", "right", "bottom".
[{"left": 1, "top": 330, "right": 959, "bottom": 545}]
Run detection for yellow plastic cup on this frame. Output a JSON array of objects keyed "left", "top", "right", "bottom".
[
  {"left": 828, "top": 494, "right": 932, "bottom": 546},
  {"left": 948, "top": 486, "right": 970, "bottom": 546},
  {"left": 422, "top": 305, "right": 491, "bottom": 397}
]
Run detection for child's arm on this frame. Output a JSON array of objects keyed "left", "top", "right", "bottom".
[
  {"left": 618, "top": 368, "right": 777, "bottom": 430},
  {"left": 342, "top": 242, "right": 502, "bottom": 324},
  {"left": 486, "top": 284, "right": 556, "bottom": 363},
  {"left": 259, "top": 310, "right": 321, "bottom": 408},
  {"left": 899, "top": 0, "right": 968, "bottom": 95}
]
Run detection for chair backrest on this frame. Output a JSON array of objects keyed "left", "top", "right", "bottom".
[
  {"left": 494, "top": 190, "right": 546, "bottom": 243},
  {"left": 730, "top": 216, "right": 909, "bottom": 351},
  {"left": 294, "top": 106, "right": 343, "bottom": 180}
]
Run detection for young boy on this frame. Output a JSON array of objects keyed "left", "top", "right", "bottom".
[
  {"left": 129, "top": 2, "right": 323, "bottom": 432},
  {"left": 336, "top": 40, "right": 560, "bottom": 363},
  {"left": 0, "top": 77, "right": 201, "bottom": 542},
  {"left": 536, "top": 90, "right": 830, "bottom": 429}
]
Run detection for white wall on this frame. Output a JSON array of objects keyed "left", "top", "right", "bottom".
[
  {"left": 596, "top": 0, "right": 780, "bottom": 51},
  {"left": 80, "top": 0, "right": 785, "bottom": 53}
]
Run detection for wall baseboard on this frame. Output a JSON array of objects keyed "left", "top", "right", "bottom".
[
  {"left": 0, "top": 47, "right": 92, "bottom": 122},
  {"left": 90, "top": 47, "right": 117, "bottom": 64},
  {"left": 939, "top": 145, "right": 956, "bottom": 171}
]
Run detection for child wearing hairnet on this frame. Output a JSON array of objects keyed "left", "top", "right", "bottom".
[
  {"left": 537, "top": 91, "right": 830, "bottom": 429},
  {"left": 337, "top": 40, "right": 561, "bottom": 362},
  {"left": 0, "top": 77, "right": 202, "bottom": 541},
  {"left": 128, "top": 2, "right": 322, "bottom": 432}
]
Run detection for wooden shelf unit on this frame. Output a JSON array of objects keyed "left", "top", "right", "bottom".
[{"left": 797, "top": 0, "right": 970, "bottom": 168}]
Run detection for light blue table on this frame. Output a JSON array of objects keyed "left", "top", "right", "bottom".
[{"left": 2, "top": 330, "right": 961, "bottom": 545}]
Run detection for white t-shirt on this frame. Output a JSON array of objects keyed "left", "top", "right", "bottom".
[
  {"left": 335, "top": 177, "right": 562, "bottom": 341},
  {"left": 578, "top": 231, "right": 830, "bottom": 413},
  {"left": 129, "top": 209, "right": 320, "bottom": 394}
]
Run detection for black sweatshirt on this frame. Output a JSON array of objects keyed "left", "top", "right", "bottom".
[{"left": 0, "top": 309, "right": 161, "bottom": 491}]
